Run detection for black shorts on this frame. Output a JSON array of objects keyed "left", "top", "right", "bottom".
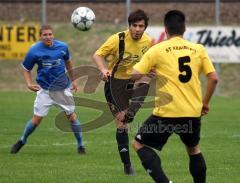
[
  {"left": 135, "top": 115, "right": 201, "bottom": 150},
  {"left": 104, "top": 77, "right": 134, "bottom": 116}
]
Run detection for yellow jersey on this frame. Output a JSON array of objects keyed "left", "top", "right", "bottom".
[
  {"left": 133, "top": 37, "right": 215, "bottom": 117},
  {"left": 95, "top": 30, "right": 151, "bottom": 79}
]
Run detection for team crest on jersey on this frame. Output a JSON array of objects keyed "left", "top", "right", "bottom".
[
  {"left": 42, "top": 59, "right": 61, "bottom": 68},
  {"left": 141, "top": 46, "right": 148, "bottom": 54}
]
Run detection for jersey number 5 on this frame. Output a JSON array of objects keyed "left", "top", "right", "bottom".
[{"left": 178, "top": 56, "right": 192, "bottom": 83}]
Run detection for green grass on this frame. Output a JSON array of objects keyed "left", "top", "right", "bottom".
[{"left": 0, "top": 91, "right": 240, "bottom": 183}]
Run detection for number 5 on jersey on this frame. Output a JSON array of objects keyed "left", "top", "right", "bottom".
[{"left": 178, "top": 56, "right": 192, "bottom": 83}]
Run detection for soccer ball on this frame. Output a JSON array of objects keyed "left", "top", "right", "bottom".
[{"left": 71, "top": 7, "right": 95, "bottom": 31}]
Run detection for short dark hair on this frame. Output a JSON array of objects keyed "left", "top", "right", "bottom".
[
  {"left": 164, "top": 10, "right": 185, "bottom": 36},
  {"left": 128, "top": 9, "right": 149, "bottom": 28},
  {"left": 40, "top": 25, "right": 53, "bottom": 35}
]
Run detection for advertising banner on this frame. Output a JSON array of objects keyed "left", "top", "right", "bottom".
[
  {"left": 147, "top": 26, "right": 240, "bottom": 63},
  {"left": 0, "top": 25, "right": 39, "bottom": 61}
]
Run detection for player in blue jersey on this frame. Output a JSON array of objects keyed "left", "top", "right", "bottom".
[{"left": 10, "top": 25, "right": 85, "bottom": 154}]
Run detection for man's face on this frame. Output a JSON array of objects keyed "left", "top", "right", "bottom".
[
  {"left": 40, "top": 29, "right": 54, "bottom": 46},
  {"left": 129, "top": 19, "right": 146, "bottom": 40}
]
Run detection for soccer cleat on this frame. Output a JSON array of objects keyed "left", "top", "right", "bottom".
[
  {"left": 10, "top": 140, "right": 25, "bottom": 154},
  {"left": 77, "top": 146, "right": 86, "bottom": 154},
  {"left": 124, "top": 164, "right": 136, "bottom": 175}
]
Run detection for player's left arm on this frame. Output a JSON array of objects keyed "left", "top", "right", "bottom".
[
  {"left": 64, "top": 44, "right": 78, "bottom": 92},
  {"left": 202, "top": 72, "right": 218, "bottom": 115},
  {"left": 65, "top": 60, "right": 78, "bottom": 93},
  {"left": 201, "top": 45, "right": 219, "bottom": 115},
  {"left": 22, "top": 49, "right": 40, "bottom": 92}
]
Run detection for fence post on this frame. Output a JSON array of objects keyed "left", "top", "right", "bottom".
[
  {"left": 42, "top": 0, "right": 47, "bottom": 25},
  {"left": 126, "top": 0, "right": 131, "bottom": 25},
  {"left": 215, "top": 0, "right": 221, "bottom": 95}
]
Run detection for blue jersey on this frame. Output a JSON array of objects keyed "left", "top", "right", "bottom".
[{"left": 22, "top": 40, "right": 71, "bottom": 90}]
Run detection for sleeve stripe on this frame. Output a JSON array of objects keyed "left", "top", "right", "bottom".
[{"left": 21, "top": 63, "right": 30, "bottom": 71}]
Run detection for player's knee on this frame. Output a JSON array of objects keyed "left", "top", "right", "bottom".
[
  {"left": 32, "top": 115, "right": 43, "bottom": 125},
  {"left": 67, "top": 113, "right": 77, "bottom": 122},
  {"left": 115, "top": 120, "right": 127, "bottom": 129},
  {"left": 117, "top": 124, "right": 127, "bottom": 129},
  {"left": 187, "top": 145, "right": 201, "bottom": 155},
  {"left": 132, "top": 140, "right": 143, "bottom": 152}
]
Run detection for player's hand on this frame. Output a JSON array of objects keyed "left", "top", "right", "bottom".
[
  {"left": 71, "top": 80, "right": 78, "bottom": 93},
  {"left": 27, "top": 84, "right": 40, "bottom": 92},
  {"left": 147, "top": 69, "right": 156, "bottom": 78},
  {"left": 100, "top": 68, "right": 111, "bottom": 81},
  {"left": 201, "top": 103, "right": 209, "bottom": 116}
]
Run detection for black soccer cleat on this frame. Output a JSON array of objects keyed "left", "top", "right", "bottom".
[
  {"left": 78, "top": 146, "right": 86, "bottom": 154},
  {"left": 10, "top": 140, "right": 25, "bottom": 154},
  {"left": 124, "top": 164, "right": 136, "bottom": 175}
]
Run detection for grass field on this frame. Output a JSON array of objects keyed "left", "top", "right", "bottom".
[{"left": 0, "top": 91, "right": 240, "bottom": 183}]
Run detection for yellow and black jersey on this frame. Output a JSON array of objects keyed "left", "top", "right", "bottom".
[
  {"left": 95, "top": 30, "right": 151, "bottom": 79},
  {"left": 133, "top": 36, "right": 215, "bottom": 117}
]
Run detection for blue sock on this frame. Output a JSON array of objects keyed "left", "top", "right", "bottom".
[
  {"left": 20, "top": 120, "right": 37, "bottom": 144},
  {"left": 71, "top": 120, "right": 83, "bottom": 148}
]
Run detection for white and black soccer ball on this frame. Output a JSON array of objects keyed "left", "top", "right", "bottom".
[{"left": 71, "top": 7, "right": 95, "bottom": 31}]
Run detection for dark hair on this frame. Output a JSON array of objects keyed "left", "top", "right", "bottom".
[
  {"left": 40, "top": 25, "right": 53, "bottom": 35},
  {"left": 164, "top": 10, "right": 185, "bottom": 36},
  {"left": 128, "top": 9, "right": 149, "bottom": 28}
]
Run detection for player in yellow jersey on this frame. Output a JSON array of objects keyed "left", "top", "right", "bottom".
[
  {"left": 93, "top": 9, "right": 152, "bottom": 175},
  {"left": 130, "top": 10, "right": 218, "bottom": 183}
]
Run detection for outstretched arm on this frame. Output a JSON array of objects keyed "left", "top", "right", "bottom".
[{"left": 202, "top": 72, "right": 218, "bottom": 115}]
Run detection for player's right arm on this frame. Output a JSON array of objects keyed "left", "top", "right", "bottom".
[
  {"left": 93, "top": 34, "right": 118, "bottom": 81},
  {"left": 93, "top": 53, "right": 111, "bottom": 81},
  {"left": 23, "top": 70, "right": 40, "bottom": 92},
  {"left": 21, "top": 49, "right": 40, "bottom": 92}
]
